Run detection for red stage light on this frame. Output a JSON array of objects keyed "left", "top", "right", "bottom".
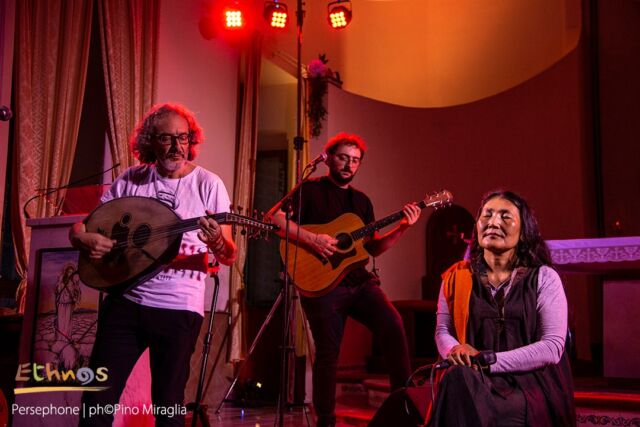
[
  {"left": 327, "top": 0, "right": 352, "bottom": 29},
  {"left": 264, "top": 1, "right": 288, "bottom": 29},
  {"left": 224, "top": 3, "right": 245, "bottom": 30}
]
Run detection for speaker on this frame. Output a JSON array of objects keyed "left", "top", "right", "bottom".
[{"left": 368, "top": 386, "right": 431, "bottom": 427}]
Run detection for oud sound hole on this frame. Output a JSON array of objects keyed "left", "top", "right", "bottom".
[
  {"left": 132, "top": 224, "right": 151, "bottom": 248},
  {"left": 120, "top": 213, "right": 132, "bottom": 226},
  {"left": 335, "top": 233, "right": 352, "bottom": 250}
]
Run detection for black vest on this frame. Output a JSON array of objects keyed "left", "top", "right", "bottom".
[{"left": 467, "top": 267, "right": 576, "bottom": 426}]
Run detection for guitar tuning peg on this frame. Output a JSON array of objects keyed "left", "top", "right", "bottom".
[
  {"left": 237, "top": 206, "right": 244, "bottom": 214},
  {"left": 229, "top": 204, "right": 234, "bottom": 213}
]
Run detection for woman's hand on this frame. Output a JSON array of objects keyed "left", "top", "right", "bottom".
[{"left": 447, "top": 343, "right": 480, "bottom": 367}]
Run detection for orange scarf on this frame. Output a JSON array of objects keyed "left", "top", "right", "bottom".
[{"left": 441, "top": 260, "right": 473, "bottom": 344}]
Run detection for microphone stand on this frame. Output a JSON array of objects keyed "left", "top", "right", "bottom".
[
  {"left": 188, "top": 262, "right": 222, "bottom": 427},
  {"left": 213, "top": 164, "right": 318, "bottom": 422},
  {"left": 274, "top": 0, "right": 309, "bottom": 423},
  {"left": 271, "top": 163, "right": 317, "bottom": 426},
  {"left": 216, "top": 1, "right": 310, "bottom": 424}
]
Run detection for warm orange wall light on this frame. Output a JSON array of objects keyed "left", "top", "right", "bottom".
[{"left": 285, "top": 0, "right": 582, "bottom": 108}]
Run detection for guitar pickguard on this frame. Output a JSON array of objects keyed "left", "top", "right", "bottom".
[{"left": 328, "top": 248, "right": 357, "bottom": 270}]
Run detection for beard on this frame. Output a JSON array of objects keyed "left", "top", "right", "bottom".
[
  {"left": 329, "top": 167, "right": 355, "bottom": 185},
  {"left": 157, "top": 148, "right": 187, "bottom": 171}
]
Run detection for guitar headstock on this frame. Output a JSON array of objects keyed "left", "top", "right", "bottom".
[{"left": 423, "top": 189, "right": 453, "bottom": 210}]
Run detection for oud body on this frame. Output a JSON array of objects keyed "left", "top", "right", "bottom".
[
  {"left": 79, "top": 197, "right": 183, "bottom": 293},
  {"left": 78, "top": 196, "right": 277, "bottom": 293}
]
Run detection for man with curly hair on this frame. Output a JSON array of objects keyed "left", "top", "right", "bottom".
[{"left": 70, "top": 103, "right": 237, "bottom": 426}]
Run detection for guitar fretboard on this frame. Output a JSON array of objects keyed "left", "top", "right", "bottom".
[{"left": 351, "top": 199, "right": 429, "bottom": 241}]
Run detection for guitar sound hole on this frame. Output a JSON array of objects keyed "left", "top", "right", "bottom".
[
  {"left": 335, "top": 233, "right": 352, "bottom": 250},
  {"left": 132, "top": 224, "right": 151, "bottom": 248},
  {"left": 120, "top": 213, "right": 132, "bottom": 226}
]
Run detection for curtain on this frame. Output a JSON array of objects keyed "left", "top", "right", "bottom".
[
  {"left": 229, "top": 35, "right": 262, "bottom": 362},
  {"left": 13, "top": 0, "right": 93, "bottom": 313},
  {"left": 98, "top": 0, "right": 159, "bottom": 177}
]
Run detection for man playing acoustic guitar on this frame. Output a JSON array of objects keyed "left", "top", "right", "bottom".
[
  {"left": 270, "top": 133, "right": 422, "bottom": 427},
  {"left": 69, "top": 103, "right": 237, "bottom": 426}
]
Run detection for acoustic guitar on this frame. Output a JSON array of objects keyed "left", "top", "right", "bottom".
[
  {"left": 279, "top": 190, "right": 453, "bottom": 296},
  {"left": 78, "top": 196, "right": 277, "bottom": 293}
]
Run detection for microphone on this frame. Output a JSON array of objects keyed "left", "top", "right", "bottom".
[
  {"left": 0, "top": 106, "right": 12, "bottom": 121},
  {"left": 305, "top": 152, "right": 327, "bottom": 170},
  {"left": 434, "top": 350, "right": 497, "bottom": 370}
]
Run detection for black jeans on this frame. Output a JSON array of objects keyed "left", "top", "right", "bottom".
[
  {"left": 79, "top": 296, "right": 203, "bottom": 427},
  {"left": 301, "top": 277, "right": 411, "bottom": 426}
]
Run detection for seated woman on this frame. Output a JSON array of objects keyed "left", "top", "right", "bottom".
[{"left": 429, "top": 190, "right": 575, "bottom": 426}]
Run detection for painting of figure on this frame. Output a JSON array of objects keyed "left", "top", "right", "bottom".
[{"left": 33, "top": 249, "right": 101, "bottom": 376}]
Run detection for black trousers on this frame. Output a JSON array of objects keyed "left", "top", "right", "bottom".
[
  {"left": 79, "top": 295, "right": 203, "bottom": 427},
  {"left": 301, "top": 277, "right": 411, "bottom": 427}
]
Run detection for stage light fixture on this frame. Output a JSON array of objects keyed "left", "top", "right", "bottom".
[
  {"left": 223, "top": 1, "right": 246, "bottom": 30},
  {"left": 264, "top": 0, "right": 288, "bottom": 29},
  {"left": 327, "top": 0, "right": 352, "bottom": 29}
]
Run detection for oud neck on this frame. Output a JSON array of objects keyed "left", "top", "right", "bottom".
[
  {"left": 351, "top": 199, "right": 428, "bottom": 241},
  {"left": 179, "top": 213, "right": 227, "bottom": 233},
  {"left": 180, "top": 212, "right": 272, "bottom": 233}
]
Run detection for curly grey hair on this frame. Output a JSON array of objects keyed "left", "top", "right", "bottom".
[{"left": 131, "top": 103, "right": 204, "bottom": 164}]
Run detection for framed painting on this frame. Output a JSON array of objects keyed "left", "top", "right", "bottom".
[{"left": 31, "top": 248, "right": 101, "bottom": 374}]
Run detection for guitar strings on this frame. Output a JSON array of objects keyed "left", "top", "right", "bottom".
[
  {"left": 106, "top": 215, "right": 273, "bottom": 249},
  {"left": 104, "top": 195, "right": 444, "bottom": 250}
]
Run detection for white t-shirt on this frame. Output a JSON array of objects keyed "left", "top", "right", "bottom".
[{"left": 100, "top": 164, "right": 231, "bottom": 316}]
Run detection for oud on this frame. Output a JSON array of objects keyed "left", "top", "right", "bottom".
[{"left": 78, "top": 196, "right": 277, "bottom": 293}]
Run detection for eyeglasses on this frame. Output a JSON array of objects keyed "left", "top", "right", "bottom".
[
  {"left": 333, "top": 153, "right": 361, "bottom": 165},
  {"left": 154, "top": 133, "right": 191, "bottom": 146}
]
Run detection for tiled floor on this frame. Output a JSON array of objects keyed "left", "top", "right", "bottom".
[
  {"left": 190, "top": 404, "right": 371, "bottom": 426},
  {"left": 190, "top": 376, "right": 640, "bottom": 426},
  {"left": 189, "top": 405, "right": 314, "bottom": 427}
]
